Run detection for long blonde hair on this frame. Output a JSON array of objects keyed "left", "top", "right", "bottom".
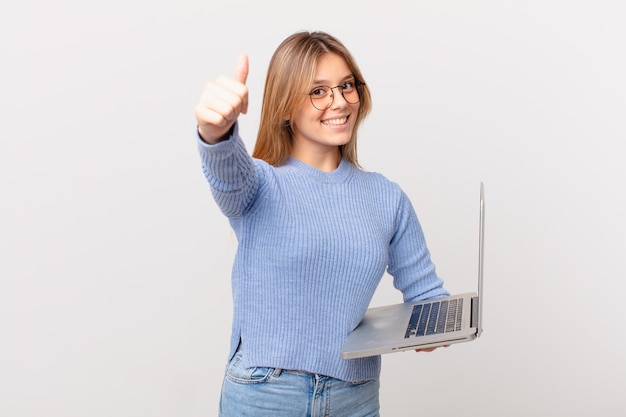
[{"left": 252, "top": 31, "right": 372, "bottom": 168}]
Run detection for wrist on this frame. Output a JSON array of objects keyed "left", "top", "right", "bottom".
[{"left": 197, "top": 124, "right": 234, "bottom": 145}]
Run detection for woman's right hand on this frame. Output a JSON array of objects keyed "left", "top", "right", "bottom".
[{"left": 195, "top": 54, "right": 249, "bottom": 144}]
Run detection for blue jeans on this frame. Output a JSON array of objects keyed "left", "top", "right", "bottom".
[{"left": 219, "top": 347, "right": 380, "bottom": 417}]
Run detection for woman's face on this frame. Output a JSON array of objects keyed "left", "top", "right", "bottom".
[{"left": 290, "top": 53, "right": 360, "bottom": 159}]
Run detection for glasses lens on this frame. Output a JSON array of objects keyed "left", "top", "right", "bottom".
[
  {"left": 310, "top": 86, "right": 332, "bottom": 110},
  {"left": 342, "top": 82, "right": 360, "bottom": 104}
]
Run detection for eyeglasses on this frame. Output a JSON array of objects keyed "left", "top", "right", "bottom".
[{"left": 308, "top": 80, "right": 364, "bottom": 111}]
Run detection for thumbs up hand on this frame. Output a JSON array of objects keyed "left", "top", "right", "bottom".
[{"left": 195, "top": 54, "right": 249, "bottom": 144}]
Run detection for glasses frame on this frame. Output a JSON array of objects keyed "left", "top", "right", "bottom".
[{"left": 308, "top": 80, "right": 365, "bottom": 111}]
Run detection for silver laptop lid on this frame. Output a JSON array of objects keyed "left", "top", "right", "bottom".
[{"left": 476, "top": 182, "right": 485, "bottom": 337}]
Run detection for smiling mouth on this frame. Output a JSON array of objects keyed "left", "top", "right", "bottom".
[{"left": 321, "top": 116, "right": 349, "bottom": 126}]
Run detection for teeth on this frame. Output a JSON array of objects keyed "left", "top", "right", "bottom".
[{"left": 322, "top": 117, "right": 347, "bottom": 126}]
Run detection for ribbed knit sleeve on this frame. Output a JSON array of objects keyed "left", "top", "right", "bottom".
[
  {"left": 388, "top": 192, "right": 450, "bottom": 302},
  {"left": 196, "top": 122, "right": 258, "bottom": 217}
]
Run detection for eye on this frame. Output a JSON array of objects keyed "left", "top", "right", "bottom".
[
  {"left": 309, "top": 86, "right": 329, "bottom": 97},
  {"left": 341, "top": 80, "right": 355, "bottom": 92}
]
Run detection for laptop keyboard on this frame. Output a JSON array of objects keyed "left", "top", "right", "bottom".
[{"left": 404, "top": 298, "right": 463, "bottom": 338}]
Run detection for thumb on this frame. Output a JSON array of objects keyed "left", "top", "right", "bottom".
[{"left": 234, "top": 53, "right": 248, "bottom": 85}]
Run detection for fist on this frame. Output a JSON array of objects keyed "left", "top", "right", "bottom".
[{"left": 195, "top": 53, "right": 249, "bottom": 144}]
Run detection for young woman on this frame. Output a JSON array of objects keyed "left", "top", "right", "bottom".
[{"left": 195, "top": 31, "right": 449, "bottom": 417}]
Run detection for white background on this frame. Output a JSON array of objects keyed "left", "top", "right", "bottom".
[{"left": 2, "top": 0, "right": 625, "bottom": 415}]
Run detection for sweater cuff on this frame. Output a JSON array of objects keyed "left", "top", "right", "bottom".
[{"left": 196, "top": 122, "right": 241, "bottom": 160}]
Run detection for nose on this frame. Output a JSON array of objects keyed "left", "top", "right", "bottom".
[{"left": 330, "top": 86, "right": 349, "bottom": 109}]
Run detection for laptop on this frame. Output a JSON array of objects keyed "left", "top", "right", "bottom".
[{"left": 340, "top": 182, "right": 485, "bottom": 359}]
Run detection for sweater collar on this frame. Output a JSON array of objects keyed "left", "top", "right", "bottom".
[{"left": 283, "top": 156, "right": 354, "bottom": 184}]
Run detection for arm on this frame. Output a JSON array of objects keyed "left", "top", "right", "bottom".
[
  {"left": 197, "top": 123, "right": 258, "bottom": 218},
  {"left": 388, "top": 192, "right": 449, "bottom": 303},
  {"left": 387, "top": 192, "right": 450, "bottom": 353},
  {"left": 195, "top": 54, "right": 258, "bottom": 218}
]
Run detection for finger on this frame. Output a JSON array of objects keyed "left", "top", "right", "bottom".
[
  {"left": 196, "top": 85, "right": 228, "bottom": 123},
  {"left": 202, "top": 78, "right": 246, "bottom": 118},
  {"left": 234, "top": 53, "right": 249, "bottom": 114},
  {"left": 234, "top": 53, "right": 248, "bottom": 84},
  {"left": 196, "top": 105, "right": 228, "bottom": 128}
]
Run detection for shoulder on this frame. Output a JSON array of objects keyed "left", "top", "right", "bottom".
[{"left": 352, "top": 167, "right": 406, "bottom": 198}]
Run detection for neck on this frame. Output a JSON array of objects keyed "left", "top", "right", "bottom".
[{"left": 290, "top": 145, "right": 342, "bottom": 172}]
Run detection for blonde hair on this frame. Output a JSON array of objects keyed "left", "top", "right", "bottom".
[{"left": 252, "top": 31, "right": 372, "bottom": 168}]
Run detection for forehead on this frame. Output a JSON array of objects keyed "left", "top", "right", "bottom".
[{"left": 312, "top": 53, "right": 352, "bottom": 83}]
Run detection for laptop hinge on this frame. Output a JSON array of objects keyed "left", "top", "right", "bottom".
[{"left": 470, "top": 296, "right": 479, "bottom": 330}]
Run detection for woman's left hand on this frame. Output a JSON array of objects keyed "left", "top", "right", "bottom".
[{"left": 415, "top": 345, "right": 450, "bottom": 353}]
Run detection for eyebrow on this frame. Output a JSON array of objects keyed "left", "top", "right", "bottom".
[{"left": 311, "top": 74, "right": 355, "bottom": 85}]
